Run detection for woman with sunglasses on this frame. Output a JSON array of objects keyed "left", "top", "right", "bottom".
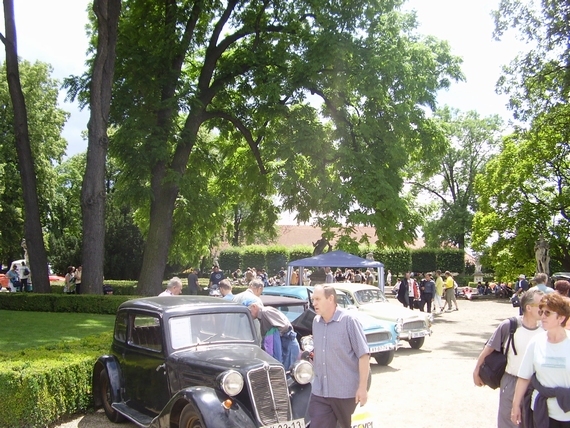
[{"left": 511, "top": 293, "right": 570, "bottom": 427}]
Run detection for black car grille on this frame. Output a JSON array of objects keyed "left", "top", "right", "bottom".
[
  {"left": 247, "top": 365, "right": 291, "bottom": 425},
  {"left": 403, "top": 321, "right": 426, "bottom": 331},
  {"left": 366, "top": 332, "right": 391, "bottom": 343}
]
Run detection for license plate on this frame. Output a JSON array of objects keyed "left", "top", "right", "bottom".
[
  {"left": 411, "top": 331, "right": 427, "bottom": 338},
  {"left": 369, "top": 344, "right": 393, "bottom": 353},
  {"left": 261, "top": 419, "right": 305, "bottom": 428}
]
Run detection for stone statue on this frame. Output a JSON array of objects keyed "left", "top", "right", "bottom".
[
  {"left": 534, "top": 235, "right": 550, "bottom": 275},
  {"left": 312, "top": 235, "right": 332, "bottom": 256}
]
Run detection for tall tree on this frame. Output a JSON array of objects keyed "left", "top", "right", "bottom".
[
  {"left": 71, "top": 0, "right": 461, "bottom": 295},
  {"left": 408, "top": 107, "right": 503, "bottom": 249},
  {"left": 473, "top": 109, "right": 570, "bottom": 277},
  {"left": 474, "top": 0, "right": 570, "bottom": 276},
  {"left": 80, "top": 0, "right": 121, "bottom": 294},
  {"left": 0, "top": 60, "right": 67, "bottom": 266},
  {"left": 1, "top": 0, "right": 54, "bottom": 291}
]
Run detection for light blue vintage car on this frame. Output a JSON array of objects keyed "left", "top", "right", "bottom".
[{"left": 262, "top": 286, "right": 399, "bottom": 365}]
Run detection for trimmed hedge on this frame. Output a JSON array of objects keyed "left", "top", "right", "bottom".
[
  {"left": 0, "top": 332, "right": 111, "bottom": 428},
  {"left": 0, "top": 294, "right": 132, "bottom": 314},
  {"left": 218, "top": 247, "right": 241, "bottom": 273},
  {"left": 411, "top": 249, "right": 438, "bottom": 273},
  {"left": 265, "top": 245, "right": 289, "bottom": 276},
  {"left": 240, "top": 245, "right": 267, "bottom": 271}
]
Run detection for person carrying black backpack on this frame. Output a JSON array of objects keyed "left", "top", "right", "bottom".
[{"left": 473, "top": 289, "right": 544, "bottom": 428}]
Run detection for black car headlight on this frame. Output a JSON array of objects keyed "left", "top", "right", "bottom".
[
  {"left": 218, "top": 370, "right": 244, "bottom": 396},
  {"left": 290, "top": 359, "right": 314, "bottom": 385}
]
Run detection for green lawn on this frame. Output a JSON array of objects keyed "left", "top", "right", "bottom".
[{"left": 0, "top": 310, "right": 115, "bottom": 352}]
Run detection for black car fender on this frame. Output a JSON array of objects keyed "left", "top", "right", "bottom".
[
  {"left": 288, "top": 380, "right": 312, "bottom": 422},
  {"left": 92, "top": 355, "right": 122, "bottom": 408},
  {"left": 154, "top": 386, "right": 257, "bottom": 428}
]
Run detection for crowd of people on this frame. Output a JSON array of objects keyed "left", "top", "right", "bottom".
[
  {"left": 473, "top": 276, "right": 570, "bottom": 428},
  {"left": 393, "top": 270, "right": 458, "bottom": 314},
  {"left": 1, "top": 261, "right": 31, "bottom": 292}
]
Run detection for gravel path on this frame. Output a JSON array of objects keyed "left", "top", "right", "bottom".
[{"left": 54, "top": 297, "right": 514, "bottom": 428}]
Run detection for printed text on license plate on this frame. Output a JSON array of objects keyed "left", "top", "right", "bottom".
[{"left": 262, "top": 418, "right": 305, "bottom": 428}]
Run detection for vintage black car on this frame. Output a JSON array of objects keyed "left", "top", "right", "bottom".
[{"left": 93, "top": 296, "right": 313, "bottom": 428}]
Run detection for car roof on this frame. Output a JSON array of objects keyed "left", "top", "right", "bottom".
[
  {"left": 118, "top": 296, "right": 247, "bottom": 316},
  {"left": 332, "top": 283, "right": 380, "bottom": 292},
  {"left": 552, "top": 272, "right": 570, "bottom": 279},
  {"left": 259, "top": 294, "right": 308, "bottom": 307},
  {"left": 263, "top": 285, "right": 345, "bottom": 299}
]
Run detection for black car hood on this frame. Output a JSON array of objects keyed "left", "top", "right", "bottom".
[
  {"left": 169, "top": 343, "right": 277, "bottom": 369},
  {"left": 167, "top": 343, "right": 282, "bottom": 393}
]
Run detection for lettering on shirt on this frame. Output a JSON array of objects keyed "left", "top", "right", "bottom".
[{"left": 543, "top": 356, "right": 566, "bottom": 369}]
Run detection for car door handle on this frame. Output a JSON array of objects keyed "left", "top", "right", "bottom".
[{"left": 156, "top": 363, "right": 165, "bottom": 372}]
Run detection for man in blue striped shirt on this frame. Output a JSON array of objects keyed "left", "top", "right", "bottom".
[{"left": 309, "top": 285, "right": 370, "bottom": 428}]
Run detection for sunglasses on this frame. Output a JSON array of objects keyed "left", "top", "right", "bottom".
[{"left": 538, "top": 309, "right": 557, "bottom": 317}]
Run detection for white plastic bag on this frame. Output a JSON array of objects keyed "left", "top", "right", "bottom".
[{"left": 351, "top": 402, "right": 375, "bottom": 428}]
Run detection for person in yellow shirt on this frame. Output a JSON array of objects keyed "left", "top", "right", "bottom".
[
  {"left": 443, "top": 270, "right": 459, "bottom": 311},
  {"left": 433, "top": 270, "right": 445, "bottom": 313}
]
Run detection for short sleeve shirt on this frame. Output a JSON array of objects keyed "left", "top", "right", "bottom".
[
  {"left": 312, "top": 307, "right": 369, "bottom": 399},
  {"left": 435, "top": 277, "right": 444, "bottom": 294},
  {"left": 518, "top": 333, "right": 570, "bottom": 421},
  {"left": 487, "top": 317, "right": 541, "bottom": 376},
  {"left": 209, "top": 271, "right": 224, "bottom": 286}
]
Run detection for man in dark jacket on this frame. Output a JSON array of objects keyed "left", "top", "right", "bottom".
[
  {"left": 419, "top": 272, "right": 436, "bottom": 313},
  {"left": 397, "top": 272, "right": 411, "bottom": 308}
]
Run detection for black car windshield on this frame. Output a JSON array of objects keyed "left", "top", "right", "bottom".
[
  {"left": 353, "top": 289, "right": 387, "bottom": 304},
  {"left": 169, "top": 312, "right": 255, "bottom": 350}
]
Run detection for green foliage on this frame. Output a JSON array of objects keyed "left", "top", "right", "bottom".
[
  {"left": 70, "top": 0, "right": 463, "bottom": 294},
  {"left": 104, "top": 194, "right": 145, "bottom": 280},
  {"left": 288, "top": 246, "right": 314, "bottom": 264},
  {"left": 436, "top": 249, "right": 465, "bottom": 274},
  {"left": 219, "top": 247, "right": 242, "bottom": 273},
  {"left": 373, "top": 248, "right": 411, "bottom": 276},
  {"left": 409, "top": 107, "right": 503, "bottom": 249},
  {"left": 0, "top": 294, "right": 131, "bottom": 314},
  {"left": 0, "top": 333, "right": 111, "bottom": 428},
  {"left": 240, "top": 245, "right": 267, "bottom": 271},
  {"left": 411, "top": 249, "right": 438, "bottom": 273},
  {"left": 265, "top": 246, "right": 289, "bottom": 276},
  {"left": 477, "top": 0, "right": 570, "bottom": 274},
  {"left": 0, "top": 60, "right": 68, "bottom": 265}
]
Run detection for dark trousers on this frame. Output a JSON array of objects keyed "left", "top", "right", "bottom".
[
  {"left": 549, "top": 418, "right": 570, "bottom": 428},
  {"left": 308, "top": 394, "right": 357, "bottom": 428},
  {"left": 420, "top": 294, "right": 433, "bottom": 313}
]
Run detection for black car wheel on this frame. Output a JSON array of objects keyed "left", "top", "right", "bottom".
[
  {"left": 409, "top": 337, "right": 425, "bottom": 349},
  {"left": 372, "top": 350, "right": 394, "bottom": 366},
  {"left": 180, "top": 405, "right": 205, "bottom": 428},
  {"left": 99, "top": 369, "right": 126, "bottom": 423}
]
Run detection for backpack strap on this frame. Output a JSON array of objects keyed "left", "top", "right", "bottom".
[{"left": 504, "top": 317, "right": 519, "bottom": 356}]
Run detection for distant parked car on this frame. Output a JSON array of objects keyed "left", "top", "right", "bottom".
[
  {"left": 262, "top": 286, "right": 399, "bottom": 365},
  {"left": 332, "top": 283, "right": 432, "bottom": 349},
  {"left": 93, "top": 296, "right": 313, "bottom": 427}
]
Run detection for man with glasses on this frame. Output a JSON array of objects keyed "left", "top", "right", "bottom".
[{"left": 473, "top": 289, "right": 544, "bottom": 427}]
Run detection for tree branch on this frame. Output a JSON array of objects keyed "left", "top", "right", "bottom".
[
  {"left": 202, "top": 110, "right": 267, "bottom": 174},
  {"left": 407, "top": 180, "right": 452, "bottom": 208},
  {"left": 308, "top": 86, "right": 358, "bottom": 150}
]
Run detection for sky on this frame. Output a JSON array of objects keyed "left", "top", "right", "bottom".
[{"left": 0, "top": 0, "right": 525, "bottom": 158}]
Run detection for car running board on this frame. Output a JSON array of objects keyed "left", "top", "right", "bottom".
[{"left": 112, "top": 402, "right": 154, "bottom": 427}]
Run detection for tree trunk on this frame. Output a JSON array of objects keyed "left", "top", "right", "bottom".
[
  {"left": 1, "top": 0, "right": 50, "bottom": 292},
  {"left": 81, "top": 0, "right": 121, "bottom": 294},
  {"left": 136, "top": 164, "right": 179, "bottom": 296},
  {"left": 136, "top": 115, "right": 203, "bottom": 296}
]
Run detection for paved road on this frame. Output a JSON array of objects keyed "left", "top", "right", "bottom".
[{"left": 56, "top": 298, "right": 516, "bottom": 428}]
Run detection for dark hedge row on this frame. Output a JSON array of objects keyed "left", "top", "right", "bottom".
[{"left": 219, "top": 245, "right": 466, "bottom": 276}]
